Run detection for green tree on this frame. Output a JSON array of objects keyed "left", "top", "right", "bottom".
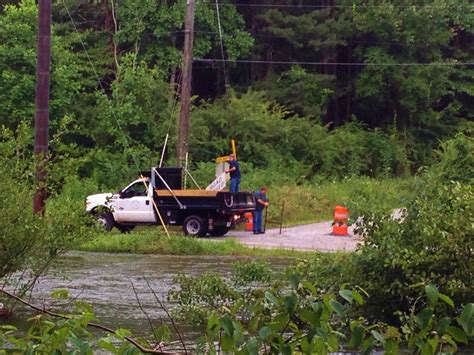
[{"left": 0, "top": 0, "right": 93, "bottom": 130}]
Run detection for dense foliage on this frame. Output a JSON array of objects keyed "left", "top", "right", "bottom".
[{"left": 1, "top": 281, "right": 472, "bottom": 354}]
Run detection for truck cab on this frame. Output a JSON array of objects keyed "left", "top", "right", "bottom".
[{"left": 86, "top": 177, "right": 157, "bottom": 232}]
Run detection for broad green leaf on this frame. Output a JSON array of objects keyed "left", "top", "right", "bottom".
[
  {"left": 428, "top": 338, "right": 439, "bottom": 353},
  {"left": 457, "top": 303, "right": 473, "bottom": 336},
  {"left": 115, "top": 328, "right": 132, "bottom": 339},
  {"left": 264, "top": 291, "right": 279, "bottom": 306},
  {"left": 370, "top": 330, "right": 386, "bottom": 346},
  {"left": 447, "top": 326, "right": 468, "bottom": 344},
  {"left": 284, "top": 294, "right": 297, "bottom": 313},
  {"left": 339, "top": 289, "right": 354, "bottom": 304},
  {"left": 245, "top": 337, "right": 259, "bottom": 355},
  {"left": 220, "top": 334, "right": 234, "bottom": 352},
  {"left": 425, "top": 284, "right": 439, "bottom": 305},
  {"left": 348, "top": 325, "right": 364, "bottom": 348},
  {"left": 420, "top": 342, "right": 433, "bottom": 355},
  {"left": 329, "top": 299, "right": 345, "bottom": 316},
  {"left": 300, "top": 336, "right": 311, "bottom": 353},
  {"left": 438, "top": 293, "right": 454, "bottom": 308},
  {"left": 97, "top": 339, "right": 117, "bottom": 352},
  {"left": 289, "top": 273, "right": 300, "bottom": 289},
  {"left": 220, "top": 315, "right": 234, "bottom": 337},
  {"left": 207, "top": 313, "right": 220, "bottom": 333},
  {"left": 416, "top": 308, "right": 433, "bottom": 329},
  {"left": 437, "top": 317, "right": 451, "bottom": 335},
  {"left": 274, "top": 313, "right": 290, "bottom": 330},
  {"left": 299, "top": 308, "right": 319, "bottom": 326},
  {"left": 248, "top": 316, "right": 259, "bottom": 332},
  {"left": 259, "top": 326, "right": 272, "bottom": 340},
  {"left": 352, "top": 290, "right": 365, "bottom": 305}
]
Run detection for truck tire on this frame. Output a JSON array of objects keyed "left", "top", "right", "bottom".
[
  {"left": 96, "top": 212, "right": 114, "bottom": 232},
  {"left": 116, "top": 224, "right": 135, "bottom": 233},
  {"left": 210, "top": 226, "right": 231, "bottom": 237},
  {"left": 183, "top": 215, "right": 207, "bottom": 237}
]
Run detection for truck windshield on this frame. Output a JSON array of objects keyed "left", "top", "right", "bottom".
[{"left": 122, "top": 181, "right": 148, "bottom": 198}]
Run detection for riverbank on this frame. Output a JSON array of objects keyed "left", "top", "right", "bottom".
[{"left": 77, "top": 230, "right": 325, "bottom": 257}]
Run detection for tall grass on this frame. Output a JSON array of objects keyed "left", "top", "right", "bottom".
[{"left": 265, "top": 177, "right": 416, "bottom": 226}]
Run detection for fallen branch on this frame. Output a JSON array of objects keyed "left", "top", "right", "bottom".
[
  {"left": 144, "top": 277, "right": 188, "bottom": 354},
  {"left": 0, "top": 288, "right": 181, "bottom": 354},
  {"left": 130, "top": 279, "right": 160, "bottom": 347}
]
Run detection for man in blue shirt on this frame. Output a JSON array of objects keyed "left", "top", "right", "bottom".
[
  {"left": 253, "top": 186, "right": 269, "bottom": 234},
  {"left": 225, "top": 154, "right": 241, "bottom": 193}
]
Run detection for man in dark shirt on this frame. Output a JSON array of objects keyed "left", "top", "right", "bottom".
[
  {"left": 225, "top": 154, "right": 241, "bottom": 193},
  {"left": 253, "top": 186, "right": 269, "bottom": 234}
]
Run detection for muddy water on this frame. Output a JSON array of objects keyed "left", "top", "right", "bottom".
[{"left": 24, "top": 252, "right": 291, "bottom": 338}]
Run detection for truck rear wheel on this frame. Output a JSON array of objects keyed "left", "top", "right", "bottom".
[
  {"left": 183, "top": 215, "right": 206, "bottom": 237},
  {"left": 96, "top": 212, "right": 114, "bottom": 231}
]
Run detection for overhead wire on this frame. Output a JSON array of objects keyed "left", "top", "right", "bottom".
[
  {"left": 195, "top": 58, "right": 474, "bottom": 67},
  {"left": 204, "top": 3, "right": 474, "bottom": 9},
  {"left": 214, "top": 0, "right": 229, "bottom": 89}
]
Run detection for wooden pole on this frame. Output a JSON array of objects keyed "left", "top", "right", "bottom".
[
  {"left": 264, "top": 205, "right": 268, "bottom": 233},
  {"left": 33, "top": 0, "right": 52, "bottom": 214},
  {"left": 176, "top": 0, "right": 195, "bottom": 166},
  {"left": 279, "top": 200, "right": 285, "bottom": 235}
]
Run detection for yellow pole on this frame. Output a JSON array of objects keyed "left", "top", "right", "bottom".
[{"left": 231, "top": 139, "right": 237, "bottom": 159}]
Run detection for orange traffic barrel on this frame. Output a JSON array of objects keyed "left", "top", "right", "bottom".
[
  {"left": 244, "top": 212, "right": 253, "bottom": 232},
  {"left": 332, "top": 205, "right": 349, "bottom": 236}
]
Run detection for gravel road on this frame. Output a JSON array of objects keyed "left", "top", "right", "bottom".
[{"left": 224, "top": 221, "right": 362, "bottom": 252}]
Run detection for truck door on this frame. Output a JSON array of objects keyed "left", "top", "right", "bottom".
[{"left": 112, "top": 181, "right": 155, "bottom": 223}]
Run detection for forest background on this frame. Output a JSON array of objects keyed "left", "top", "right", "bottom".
[{"left": 0, "top": 0, "right": 472, "bottom": 193}]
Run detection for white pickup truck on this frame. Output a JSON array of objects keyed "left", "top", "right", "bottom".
[{"left": 85, "top": 168, "right": 256, "bottom": 236}]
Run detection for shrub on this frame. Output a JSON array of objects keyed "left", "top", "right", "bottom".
[
  {"left": 189, "top": 91, "right": 411, "bottom": 181},
  {"left": 347, "top": 134, "right": 473, "bottom": 322}
]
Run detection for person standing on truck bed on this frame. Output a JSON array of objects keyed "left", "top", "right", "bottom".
[
  {"left": 253, "top": 186, "right": 269, "bottom": 234},
  {"left": 225, "top": 153, "right": 241, "bottom": 193}
]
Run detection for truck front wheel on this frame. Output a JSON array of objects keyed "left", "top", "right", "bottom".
[
  {"left": 210, "top": 226, "right": 231, "bottom": 237},
  {"left": 116, "top": 224, "right": 135, "bottom": 233},
  {"left": 96, "top": 212, "right": 114, "bottom": 232},
  {"left": 183, "top": 215, "right": 206, "bottom": 237}
]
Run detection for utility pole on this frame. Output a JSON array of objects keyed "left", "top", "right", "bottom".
[
  {"left": 176, "top": 0, "right": 195, "bottom": 165},
  {"left": 33, "top": 0, "right": 52, "bottom": 214}
]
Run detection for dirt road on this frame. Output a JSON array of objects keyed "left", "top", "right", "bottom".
[{"left": 225, "top": 221, "right": 362, "bottom": 252}]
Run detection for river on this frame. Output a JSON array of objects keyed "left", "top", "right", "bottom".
[
  {"left": 3, "top": 252, "right": 472, "bottom": 354},
  {"left": 6, "top": 251, "right": 291, "bottom": 341}
]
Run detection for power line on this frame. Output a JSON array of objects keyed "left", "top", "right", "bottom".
[
  {"left": 207, "top": 3, "right": 474, "bottom": 9},
  {"left": 188, "top": 30, "right": 436, "bottom": 48},
  {"left": 195, "top": 58, "right": 474, "bottom": 67}
]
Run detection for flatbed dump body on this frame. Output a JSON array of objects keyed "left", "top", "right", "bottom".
[{"left": 150, "top": 168, "right": 256, "bottom": 235}]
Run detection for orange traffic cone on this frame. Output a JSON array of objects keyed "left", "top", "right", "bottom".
[
  {"left": 244, "top": 212, "right": 253, "bottom": 232},
  {"left": 332, "top": 205, "right": 349, "bottom": 236}
]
